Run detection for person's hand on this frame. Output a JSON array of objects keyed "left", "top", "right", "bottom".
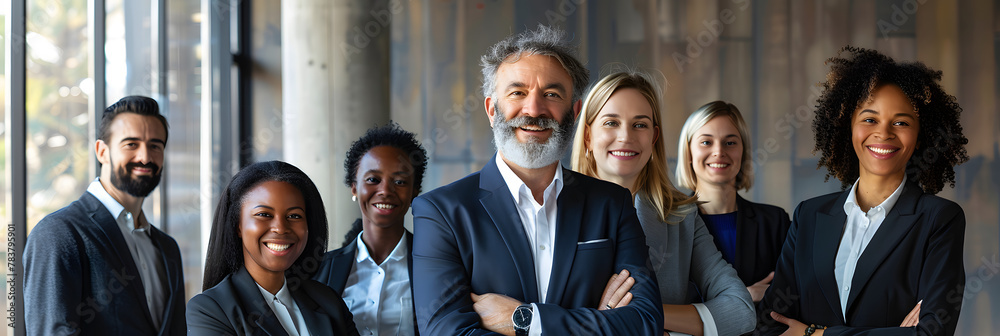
[
  {"left": 599, "top": 269, "right": 634, "bottom": 310},
  {"left": 748, "top": 272, "right": 774, "bottom": 302},
  {"left": 470, "top": 293, "right": 520, "bottom": 336},
  {"left": 900, "top": 300, "right": 921, "bottom": 327},
  {"left": 770, "top": 311, "right": 824, "bottom": 336}
]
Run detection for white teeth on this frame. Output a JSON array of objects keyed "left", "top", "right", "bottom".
[
  {"left": 520, "top": 126, "right": 544, "bottom": 131},
  {"left": 867, "top": 146, "right": 898, "bottom": 154},
  {"left": 374, "top": 203, "right": 395, "bottom": 210},
  {"left": 610, "top": 151, "right": 637, "bottom": 157},
  {"left": 708, "top": 163, "right": 729, "bottom": 168},
  {"left": 265, "top": 243, "right": 290, "bottom": 252}
]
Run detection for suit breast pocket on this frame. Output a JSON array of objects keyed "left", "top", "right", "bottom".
[{"left": 576, "top": 238, "right": 613, "bottom": 251}]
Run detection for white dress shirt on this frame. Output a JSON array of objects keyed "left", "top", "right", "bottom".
[
  {"left": 87, "top": 178, "right": 167, "bottom": 329},
  {"left": 835, "top": 176, "right": 907, "bottom": 318},
  {"left": 256, "top": 278, "right": 311, "bottom": 336},
  {"left": 342, "top": 232, "right": 414, "bottom": 336},
  {"left": 495, "top": 154, "right": 563, "bottom": 335}
]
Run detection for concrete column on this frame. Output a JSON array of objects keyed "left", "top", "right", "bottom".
[{"left": 282, "top": 0, "right": 392, "bottom": 249}]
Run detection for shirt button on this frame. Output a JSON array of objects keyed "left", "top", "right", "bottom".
[
  {"left": 369, "top": 299, "right": 375, "bottom": 304},
  {"left": 843, "top": 286, "right": 849, "bottom": 291},
  {"left": 540, "top": 245, "right": 546, "bottom": 250}
]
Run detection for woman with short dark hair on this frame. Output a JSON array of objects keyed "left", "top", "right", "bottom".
[{"left": 314, "top": 121, "right": 427, "bottom": 336}]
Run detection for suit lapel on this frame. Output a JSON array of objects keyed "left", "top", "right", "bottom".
[
  {"left": 330, "top": 241, "right": 357, "bottom": 293},
  {"left": 479, "top": 156, "right": 540, "bottom": 303},
  {"left": 812, "top": 191, "right": 849, "bottom": 323},
  {"left": 845, "top": 182, "right": 922, "bottom": 314},
  {"left": 149, "top": 229, "right": 177, "bottom": 335},
  {"left": 291, "top": 283, "right": 333, "bottom": 336},
  {"left": 545, "top": 168, "right": 583, "bottom": 304},
  {"left": 233, "top": 269, "right": 287, "bottom": 336},
  {"left": 734, "top": 196, "right": 757, "bottom": 282},
  {"left": 82, "top": 193, "right": 156, "bottom": 328}
]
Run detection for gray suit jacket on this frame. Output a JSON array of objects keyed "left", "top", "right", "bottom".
[
  {"left": 23, "top": 192, "right": 186, "bottom": 335},
  {"left": 637, "top": 195, "right": 755, "bottom": 336}
]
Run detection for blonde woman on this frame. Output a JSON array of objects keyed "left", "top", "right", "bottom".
[
  {"left": 675, "top": 101, "right": 791, "bottom": 303},
  {"left": 573, "top": 71, "right": 754, "bottom": 336}
]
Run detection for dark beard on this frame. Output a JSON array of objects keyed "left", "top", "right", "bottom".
[{"left": 109, "top": 154, "right": 162, "bottom": 197}]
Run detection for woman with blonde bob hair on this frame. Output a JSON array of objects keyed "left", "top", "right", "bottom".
[
  {"left": 572, "top": 71, "right": 755, "bottom": 336},
  {"left": 675, "top": 101, "right": 791, "bottom": 303}
]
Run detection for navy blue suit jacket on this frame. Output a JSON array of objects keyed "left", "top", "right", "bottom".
[
  {"left": 411, "top": 155, "right": 663, "bottom": 335},
  {"left": 187, "top": 268, "right": 359, "bottom": 336},
  {"left": 23, "top": 192, "right": 186, "bottom": 335},
  {"left": 313, "top": 230, "right": 418, "bottom": 335},
  {"left": 756, "top": 182, "right": 965, "bottom": 336}
]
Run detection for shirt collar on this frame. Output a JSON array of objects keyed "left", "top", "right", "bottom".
[
  {"left": 844, "top": 175, "right": 907, "bottom": 216},
  {"left": 255, "top": 276, "right": 295, "bottom": 308},
  {"left": 494, "top": 153, "right": 564, "bottom": 207},
  {"left": 87, "top": 178, "right": 150, "bottom": 231},
  {"left": 354, "top": 231, "right": 409, "bottom": 265}
]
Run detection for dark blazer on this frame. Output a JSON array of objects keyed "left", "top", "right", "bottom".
[
  {"left": 411, "top": 155, "right": 664, "bottom": 335},
  {"left": 23, "top": 192, "right": 186, "bottom": 335},
  {"left": 756, "top": 181, "right": 965, "bottom": 336},
  {"left": 187, "top": 267, "right": 359, "bottom": 336},
  {"left": 313, "top": 230, "right": 418, "bottom": 335},
  {"left": 726, "top": 195, "right": 791, "bottom": 286}
]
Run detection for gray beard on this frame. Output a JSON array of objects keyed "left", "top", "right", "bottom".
[{"left": 491, "top": 106, "right": 576, "bottom": 169}]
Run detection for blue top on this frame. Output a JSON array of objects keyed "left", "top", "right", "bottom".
[{"left": 701, "top": 212, "right": 738, "bottom": 265}]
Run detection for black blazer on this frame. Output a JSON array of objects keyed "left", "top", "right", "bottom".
[
  {"left": 24, "top": 192, "right": 186, "bottom": 335},
  {"left": 187, "top": 268, "right": 359, "bottom": 336},
  {"left": 726, "top": 195, "right": 791, "bottom": 286},
  {"left": 411, "top": 155, "right": 664, "bottom": 335},
  {"left": 756, "top": 181, "right": 965, "bottom": 335},
  {"left": 313, "top": 230, "right": 418, "bottom": 335}
]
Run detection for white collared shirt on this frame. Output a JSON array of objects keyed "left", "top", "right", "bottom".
[
  {"left": 495, "top": 154, "right": 563, "bottom": 336},
  {"left": 87, "top": 178, "right": 167, "bottom": 329},
  {"left": 834, "top": 176, "right": 907, "bottom": 318},
  {"left": 256, "top": 278, "right": 311, "bottom": 336},
  {"left": 342, "top": 232, "right": 414, "bottom": 336}
]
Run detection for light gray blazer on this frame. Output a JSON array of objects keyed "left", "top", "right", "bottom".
[{"left": 636, "top": 195, "right": 755, "bottom": 336}]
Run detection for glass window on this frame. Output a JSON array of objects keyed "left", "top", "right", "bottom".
[
  {"left": 25, "top": 0, "right": 91, "bottom": 232},
  {"left": 165, "top": 0, "right": 203, "bottom": 301}
]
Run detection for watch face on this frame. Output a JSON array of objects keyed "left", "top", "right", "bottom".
[{"left": 513, "top": 306, "right": 532, "bottom": 327}]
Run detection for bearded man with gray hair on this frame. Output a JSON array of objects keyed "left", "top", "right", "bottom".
[{"left": 411, "top": 25, "right": 663, "bottom": 336}]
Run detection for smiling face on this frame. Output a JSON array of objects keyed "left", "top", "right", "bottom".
[
  {"left": 689, "top": 116, "right": 743, "bottom": 189},
  {"left": 851, "top": 84, "right": 919, "bottom": 181},
  {"left": 240, "top": 180, "right": 309, "bottom": 280},
  {"left": 486, "top": 53, "right": 579, "bottom": 169},
  {"left": 353, "top": 146, "right": 415, "bottom": 230},
  {"left": 96, "top": 112, "right": 167, "bottom": 197},
  {"left": 587, "top": 88, "right": 658, "bottom": 189}
]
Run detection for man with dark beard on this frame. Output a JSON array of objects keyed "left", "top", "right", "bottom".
[
  {"left": 24, "top": 96, "right": 186, "bottom": 335},
  {"left": 411, "top": 25, "right": 663, "bottom": 336}
]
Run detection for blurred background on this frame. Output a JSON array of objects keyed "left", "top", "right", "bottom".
[{"left": 3, "top": 0, "right": 998, "bottom": 335}]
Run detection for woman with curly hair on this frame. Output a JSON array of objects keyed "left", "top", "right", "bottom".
[
  {"left": 313, "top": 121, "right": 427, "bottom": 336},
  {"left": 188, "top": 161, "right": 358, "bottom": 335},
  {"left": 756, "top": 46, "right": 969, "bottom": 336},
  {"left": 572, "top": 71, "right": 755, "bottom": 336}
]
